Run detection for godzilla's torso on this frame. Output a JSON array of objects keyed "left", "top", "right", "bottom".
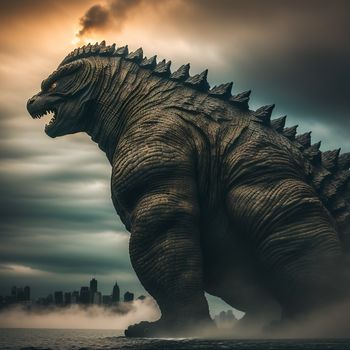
[{"left": 110, "top": 107, "right": 309, "bottom": 311}]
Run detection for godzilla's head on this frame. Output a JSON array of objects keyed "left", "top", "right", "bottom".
[{"left": 27, "top": 57, "right": 99, "bottom": 138}]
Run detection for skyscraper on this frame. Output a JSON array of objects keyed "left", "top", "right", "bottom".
[
  {"left": 80, "top": 286, "right": 90, "bottom": 304},
  {"left": 54, "top": 291, "right": 63, "bottom": 306},
  {"left": 93, "top": 291, "right": 102, "bottom": 305},
  {"left": 90, "top": 278, "right": 97, "bottom": 294},
  {"left": 11, "top": 286, "right": 17, "bottom": 300},
  {"left": 24, "top": 286, "right": 30, "bottom": 301},
  {"left": 112, "top": 281, "right": 120, "bottom": 303},
  {"left": 90, "top": 278, "right": 97, "bottom": 303},
  {"left": 64, "top": 292, "right": 71, "bottom": 305},
  {"left": 71, "top": 290, "right": 79, "bottom": 304}
]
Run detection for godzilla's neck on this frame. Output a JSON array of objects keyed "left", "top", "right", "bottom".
[{"left": 84, "top": 59, "right": 162, "bottom": 163}]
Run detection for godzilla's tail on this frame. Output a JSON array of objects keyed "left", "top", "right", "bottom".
[{"left": 254, "top": 106, "right": 350, "bottom": 252}]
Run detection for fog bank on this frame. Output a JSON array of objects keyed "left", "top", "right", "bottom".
[{"left": 1, "top": 299, "right": 160, "bottom": 330}]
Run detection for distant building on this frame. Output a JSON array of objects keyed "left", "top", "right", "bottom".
[
  {"left": 226, "top": 310, "right": 235, "bottom": 322},
  {"left": 54, "top": 291, "right": 63, "bottom": 306},
  {"left": 11, "top": 286, "right": 17, "bottom": 299},
  {"left": 124, "top": 291, "right": 134, "bottom": 302},
  {"left": 71, "top": 291, "right": 79, "bottom": 304},
  {"left": 64, "top": 292, "right": 71, "bottom": 305},
  {"left": 214, "top": 310, "right": 238, "bottom": 329},
  {"left": 80, "top": 286, "right": 90, "bottom": 304},
  {"left": 112, "top": 281, "right": 120, "bottom": 303},
  {"left": 90, "top": 278, "right": 97, "bottom": 302},
  {"left": 24, "top": 286, "right": 30, "bottom": 301},
  {"left": 46, "top": 293, "right": 54, "bottom": 305},
  {"left": 17, "top": 287, "right": 25, "bottom": 302},
  {"left": 219, "top": 310, "right": 226, "bottom": 322},
  {"left": 93, "top": 291, "right": 102, "bottom": 305},
  {"left": 102, "top": 295, "right": 112, "bottom": 306}
]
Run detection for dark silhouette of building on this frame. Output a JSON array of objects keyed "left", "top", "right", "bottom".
[
  {"left": 46, "top": 293, "right": 54, "bottom": 305},
  {"left": 102, "top": 295, "right": 112, "bottom": 306},
  {"left": 24, "top": 286, "right": 30, "bottom": 301},
  {"left": 71, "top": 290, "right": 79, "bottom": 304},
  {"left": 124, "top": 291, "right": 134, "bottom": 302},
  {"left": 90, "top": 278, "right": 97, "bottom": 293},
  {"left": 11, "top": 286, "right": 17, "bottom": 299},
  {"left": 93, "top": 291, "right": 102, "bottom": 305},
  {"left": 64, "top": 292, "right": 71, "bottom": 305},
  {"left": 54, "top": 291, "right": 63, "bottom": 306},
  {"left": 80, "top": 286, "right": 90, "bottom": 304},
  {"left": 112, "top": 281, "right": 120, "bottom": 303},
  {"left": 16, "top": 287, "right": 25, "bottom": 301},
  {"left": 90, "top": 278, "right": 97, "bottom": 302},
  {"left": 214, "top": 310, "right": 238, "bottom": 329}
]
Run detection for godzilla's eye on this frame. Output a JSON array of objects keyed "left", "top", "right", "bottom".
[{"left": 49, "top": 82, "right": 57, "bottom": 91}]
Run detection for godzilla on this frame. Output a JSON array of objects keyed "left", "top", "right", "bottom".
[{"left": 27, "top": 41, "right": 350, "bottom": 337}]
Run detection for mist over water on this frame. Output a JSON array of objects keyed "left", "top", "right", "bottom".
[
  {"left": 1, "top": 299, "right": 350, "bottom": 339},
  {"left": 0, "top": 299, "right": 159, "bottom": 330}
]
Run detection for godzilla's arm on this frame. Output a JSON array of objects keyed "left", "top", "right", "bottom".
[{"left": 111, "top": 117, "right": 211, "bottom": 324}]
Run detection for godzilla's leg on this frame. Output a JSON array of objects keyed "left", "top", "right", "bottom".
[
  {"left": 124, "top": 178, "right": 213, "bottom": 337},
  {"left": 227, "top": 179, "right": 346, "bottom": 322}
]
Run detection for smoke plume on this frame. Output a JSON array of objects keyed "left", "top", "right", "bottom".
[
  {"left": 78, "top": 4, "right": 110, "bottom": 37},
  {"left": 77, "top": 0, "right": 142, "bottom": 38}
]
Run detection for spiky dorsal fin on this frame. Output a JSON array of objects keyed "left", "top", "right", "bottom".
[
  {"left": 153, "top": 59, "right": 171, "bottom": 77},
  {"left": 338, "top": 153, "right": 350, "bottom": 170},
  {"left": 295, "top": 132, "right": 312, "bottom": 148},
  {"left": 229, "top": 90, "right": 251, "bottom": 108},
  {"left": 312, "top": 167, "right": 332, "bottom": 190},
  {"left": 115, "top": 45, "right": 128, "bottom": 57},
  {"left": 271, "top": 116, "right": 286, "bottom": 132},
  {"left": 283, "top": 125, "right": 298, "bottom": 140},
  {"left": 209, "top": 82, "right": 233, "bottom": 99},
  {"left": 91, "top": 42, "right": 100, "bottom": 54},
  {"left": 254, "top": 105, "right": 274, "bottom": 125},
  {"left": 126, "top": 48, "right": 143, "bottom": 62},
  {"left": 304, "top": 141, "right": 322, "bottom": 163},
  {"left": 185, "top": 69, "right": 210, "bottom": 91},
  {"left": 140, "top": 55, "right": 157, "bottom": 69},
  {"left": 84, "top": 43, "right": 92, "bottom": 54},
  {"left": 322, "top": 149, "right": 341, "bottom": 171},
  {"left": 322, "top": 171, "right": 350, "bottom": 203},
  {"left": 100, "top": 43, "right": 115, "bottom": 55},
  {"left": 171, "top": 64, "right": 190, "bottom": 81}
]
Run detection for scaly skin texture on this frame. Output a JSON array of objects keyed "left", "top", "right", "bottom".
[{"left": 27, "top": 42, "right": 350, "bottom": 337}]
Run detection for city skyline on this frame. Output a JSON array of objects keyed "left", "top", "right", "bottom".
[{"left": 0, "top": 277, "right": 143, "bottom": 308}]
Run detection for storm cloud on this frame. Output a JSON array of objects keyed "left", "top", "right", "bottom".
[{"left": 0, "top": 0, "right": 349, "bottom": 318}]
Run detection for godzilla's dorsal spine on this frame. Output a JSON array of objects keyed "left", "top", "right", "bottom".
[
  {"left": 61, "top": 41, "right": 350, "bottom": 247},
  {"left": 60, "top": 41, "right": 250, "bottom": 110}
]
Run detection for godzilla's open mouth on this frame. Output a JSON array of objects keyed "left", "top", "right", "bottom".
[{"left": 31, "top": 106, "right": 59, "bottom": 131}]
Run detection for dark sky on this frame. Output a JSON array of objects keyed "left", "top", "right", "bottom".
[{"left": 0, "top": 0, "right": 349, "bottom": 316}]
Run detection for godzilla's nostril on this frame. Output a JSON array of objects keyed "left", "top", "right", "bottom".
[{"left": 27, "top": 97, "right": 35, "bottom": 105}]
